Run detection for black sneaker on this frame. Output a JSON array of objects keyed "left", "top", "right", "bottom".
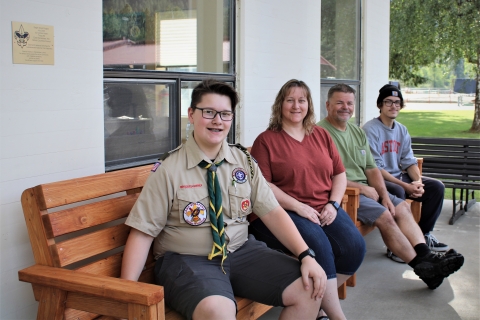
[
  {"left": 420, "top": 274, "right": 445, "bottom": 290},
  {"left": 425, "top": 233, "right": 449, "bottom": 252},
  {"left": 414, "top": 249, "right": 464, "bottom": 279}
]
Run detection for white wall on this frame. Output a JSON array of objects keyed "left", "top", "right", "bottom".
[
  {"left": 0, "top": 0, "right": 387, "bottom": 318},
  {"left": 0, "top": 1, "right": 104, "bottom": 318},
  {"left": 237, "top": 0, "right": 321, "bottom": 146},
  {"left": 361, "top": 0, "right": 391, "bottom": 125}
]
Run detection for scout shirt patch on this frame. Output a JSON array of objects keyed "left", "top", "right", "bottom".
[
  {"left": 232, "top": 167, "right": 248, "bottom": 184},
  {"left": 241, "top": 199, "right": 251, "bottom": 212},
  {"left": 151, "top": 162, "right": 161, "bottom": 172},
  {"left": 183, "top": 202, "right": 207, "bottom": 226}
]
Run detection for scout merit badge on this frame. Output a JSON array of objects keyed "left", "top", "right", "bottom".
[
  {"left": 241, "top": 199, "right": 250, "bottom": 212},
  {"left": 198, "top": 160, "right": 227, "bottom": 271},
  {"left": 183, "top": 202, "right": 207, "bottom": 226},
  {"left": 232, "top": 167, "right": 247, "bottom": 184}
]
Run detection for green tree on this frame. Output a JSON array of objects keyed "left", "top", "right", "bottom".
[{"left": 390, "top": 0, "right": 480, "bottom": 133}]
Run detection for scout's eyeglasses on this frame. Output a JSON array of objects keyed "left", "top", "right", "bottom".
[
  {"left": 383, "top": 99, "right": 402, "bottom": 107},
  {"left": 195, "top": 107, "right": 234, "bottom": 121}
]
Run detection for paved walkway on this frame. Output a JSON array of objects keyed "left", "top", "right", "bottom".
[{"left": 260, "top": 200, "right": 480, "bottom": 320}]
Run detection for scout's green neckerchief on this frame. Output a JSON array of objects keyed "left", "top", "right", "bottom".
[{"left": 198, "top": 159, "right": 227, "bottom": 270}]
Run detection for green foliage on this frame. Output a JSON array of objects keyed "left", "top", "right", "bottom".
[
  {"left": 102, "top": 0, "right": 190, "bottom": 41},
  {"left": 411, "top": 60, "right": 477, "bottom": 89},
  {"left": 390, "top": 0, "right": 480, "bottom": 86}
]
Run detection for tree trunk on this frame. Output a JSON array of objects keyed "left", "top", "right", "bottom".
[{"left": 469, "top": 47, "right": 480, "bottom": 133}]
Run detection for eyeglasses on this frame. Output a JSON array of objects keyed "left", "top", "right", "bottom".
[
  {"left": 195, "top": 107, "right": 234, "bottom": 121},
  {"left": 383, "top": 99, "right": 402, "bottom": 107}
]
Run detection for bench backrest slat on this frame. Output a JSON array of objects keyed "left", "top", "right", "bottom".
[
  {"left": 53, "top": 224, "right": 130, "bottom": 267},
  {"left": 44, "top": 194, "right": 138, "bottom": 238},
  {"left": 76, "top": 252, "right": 124, "bottom": 278},
  {"left": 36, "top": 165, "right": 151, "bottom": 210},
  {"left": 411, "top": 137, "right": 480, "bottom": 146},
  {"left": 413, "top": 150, "right": 480, "bottom": 158},
  {"left": 422, "top": 164, "right": 479, "bottom": 172}
]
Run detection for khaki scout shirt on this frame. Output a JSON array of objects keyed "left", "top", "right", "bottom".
[{"left": 125, "top": 137, "right": 279, "bottom": 259}]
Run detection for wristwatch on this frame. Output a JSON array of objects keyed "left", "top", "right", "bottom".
[
  {"left": 298, "top": 248, "right": 315, "bottom": 262},
  {"left": 327, "top": 200, "right": 340, "bottom": 212}
]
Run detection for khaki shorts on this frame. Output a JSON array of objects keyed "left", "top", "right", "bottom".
[
  {"left": 357, "top": 193, "right": 403, "bottom": 225},
  {"left": 154, "top": 235, "right": 301, "bottom": 320}
]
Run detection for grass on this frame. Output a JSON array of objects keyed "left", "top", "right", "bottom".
[
  {"left": 395, "top": 110, "right": 479, "bottom": 199},
  {"left": 396, "top": 110, "right": 479, "bottom": 138}
]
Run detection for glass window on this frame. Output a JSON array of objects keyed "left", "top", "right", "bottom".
[
  {"left": 104, "top": 79, "right": 176, "bottom": 171},
  {"left": 103, "top": 0, "right": 233, "bottom": 74},
  {"left": 181, "top": 81, "right": 201, "bottom": 144},
  {"left": 102, "top": 1, "right": 236, "bottom": 171},
  {"left": 321, "top": 0, "right": 360, "bottom": 80},
  {"left": 321, "top": 0, "right": 361, "bottom": 124}
]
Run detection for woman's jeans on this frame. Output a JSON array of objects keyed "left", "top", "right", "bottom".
[{"left": 249, "top": 208, "right": 366, "bottom": 279}]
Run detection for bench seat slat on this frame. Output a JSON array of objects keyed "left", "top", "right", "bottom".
[
  {"left": 35, "top": 165, "right": 151, "bottom": 210},
  {"left": 53, "top": 224, "right": 130, "bottom": 267},
  {"left": 443, "top": 183, "right": 480, "bottom": 190},
  {"left": 44, "top": 194, "right": 138, "bottom": 237},
  {"left": 424, "top": 171, "right": 480, "bottom": 183}
]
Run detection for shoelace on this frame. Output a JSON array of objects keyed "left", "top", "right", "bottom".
[{"left": 426, "top": 233, "right": 440, "bottom": 246}]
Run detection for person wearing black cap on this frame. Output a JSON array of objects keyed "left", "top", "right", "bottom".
[
  {"left": 318, "top": 83, "right": 464, "bottom": 290},
  {"left": 363, "top": 84, "right": 449, "bottom": 264}
]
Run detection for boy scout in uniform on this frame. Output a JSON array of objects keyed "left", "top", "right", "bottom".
[{"left": 121, "top": 79, "right": 325, "bottom": 320}]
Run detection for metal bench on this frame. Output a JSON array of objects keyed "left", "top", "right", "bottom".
[{"left": 411, "top": 137, "right": 480, "bottom": 224}]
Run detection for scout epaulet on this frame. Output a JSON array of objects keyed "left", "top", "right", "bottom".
[
  {"left": 230, "top": 143, "right": 255, "bottom": 179},
  {"left": 152, "top": 145, "right": 183, "bottom": 172},
  {"left": 159, "top": 144, "right": 183, "bottom": 161}
]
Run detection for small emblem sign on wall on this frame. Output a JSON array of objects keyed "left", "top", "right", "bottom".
[{"left": 12, "top": 21, "right": 54, "bottom": 65}]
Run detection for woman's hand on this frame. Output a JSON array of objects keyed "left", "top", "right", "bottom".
[
  {"left": 318, "top": 203, "right": 337, "bottom": 226},
  {"left": 294, "top": 202, "right": 321, "bottom": 225}
]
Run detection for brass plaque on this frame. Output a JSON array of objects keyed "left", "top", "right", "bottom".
[{"left": 12, "top": 21, "right": 54, "bottom": 65}]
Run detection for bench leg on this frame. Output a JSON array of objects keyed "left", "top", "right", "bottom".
[
  {"left": 128, "top": 301, "right": 164, "bottom": 320},
  {"left": 465, "top": 190, "right": 477, "bottom": 213},
  {"left": 36, "top": 286, "right": 67, "bottom": 320},
  {"left": 338, "top": 283, "right": 347, "bottom": 300},
  {"left": 450, "top": 187, "right": 466, "bottom": 225},
  {"left": 346, "top": 273, "right": 356, "bottom": 287}
]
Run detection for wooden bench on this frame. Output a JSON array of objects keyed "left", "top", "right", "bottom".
[
  {"left": 17, "top": 165, "right": 275, "bottom": 320},
  {"left": 411, "top": 137, "right": 480, "bottom": 224}
]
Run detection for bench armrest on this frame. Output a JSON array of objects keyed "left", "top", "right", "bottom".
[{"left": 18, "top": 264, "right": 164, "bottom": 306}]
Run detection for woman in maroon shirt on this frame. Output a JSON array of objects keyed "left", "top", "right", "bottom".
[{"left": 250, "top": 79, "right": 365, "bottom": 320}]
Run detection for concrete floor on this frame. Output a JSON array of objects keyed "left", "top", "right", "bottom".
[{"left": 259, "top": 200, "right": 480, "bottom": 320}]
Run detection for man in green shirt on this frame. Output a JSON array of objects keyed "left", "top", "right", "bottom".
[{"left": 318, "top": 83, "right": 464, "bottom": 290}]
